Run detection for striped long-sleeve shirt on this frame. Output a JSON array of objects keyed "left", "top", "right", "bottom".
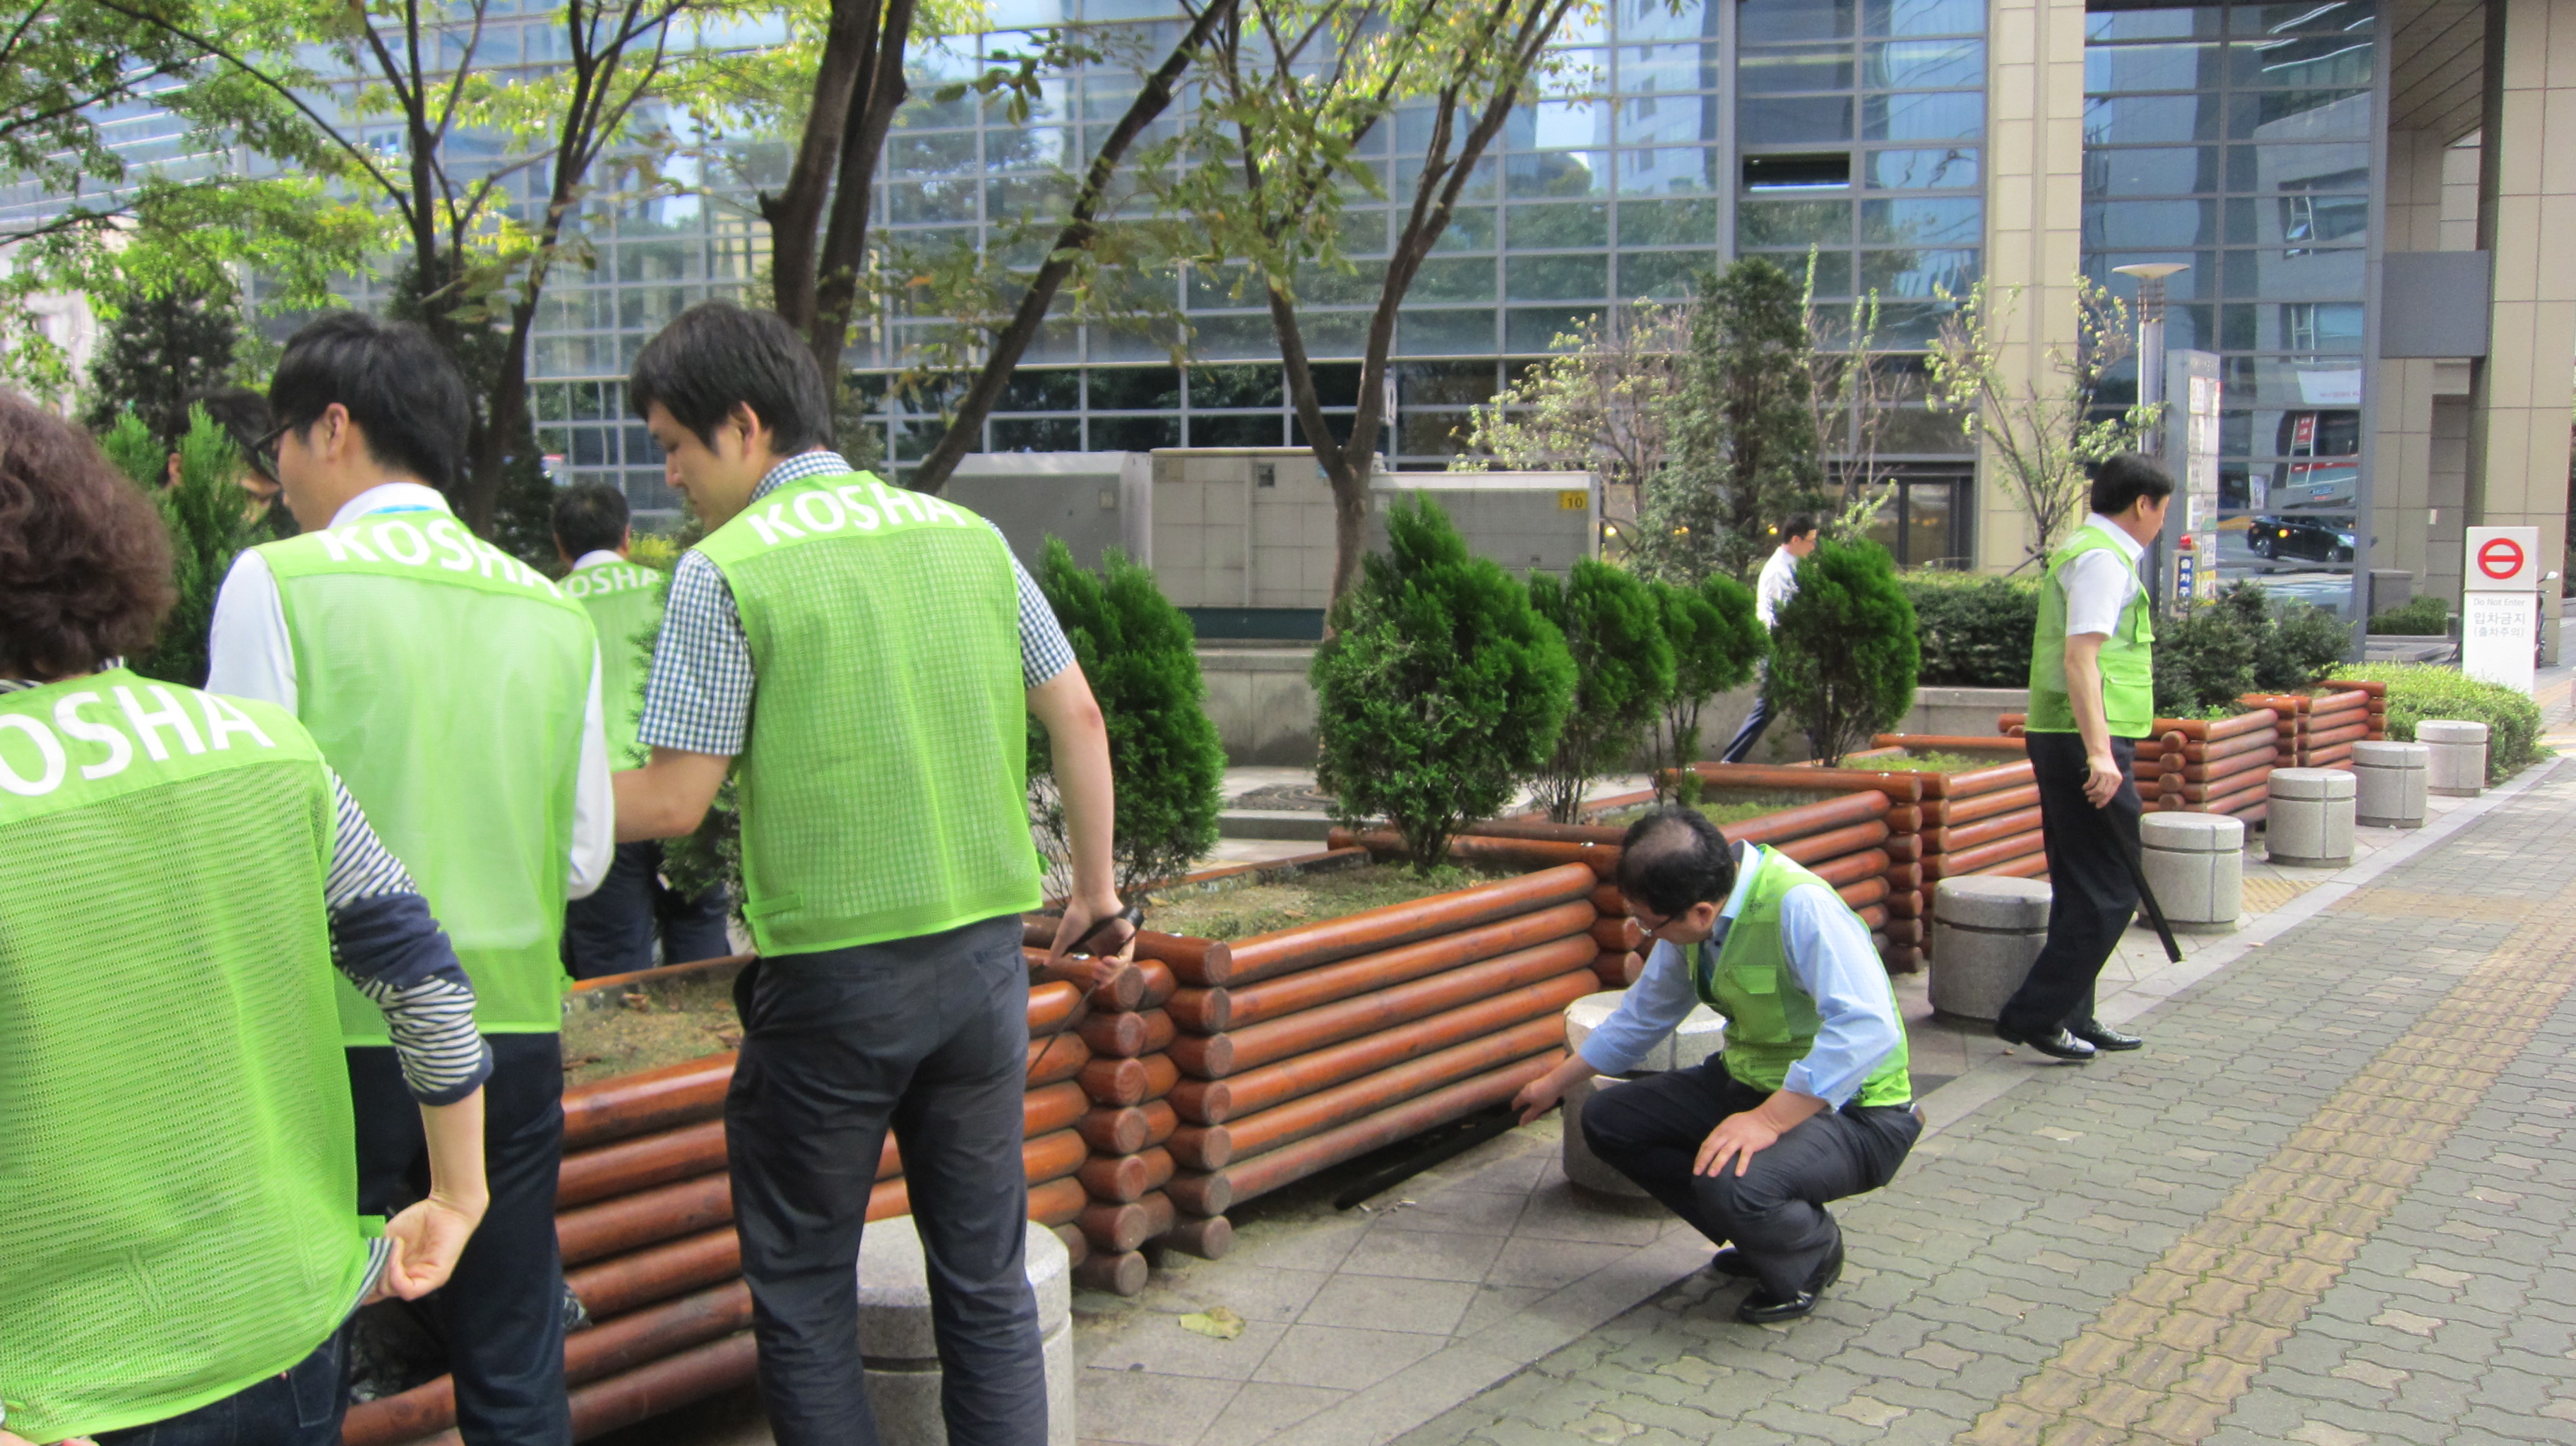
[{"left": 1, "top": 678, "right": 493, "bottom": 1104}]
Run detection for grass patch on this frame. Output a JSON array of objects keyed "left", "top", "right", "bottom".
[
  {"left": 1849, "top": 749, "right": 2020, "bottom": 774},
  {"left": 1143, "top": 862, "right": 1515, "bottom": 943},
  {"left": 1593, "top": 789, "right": 1841, "bottom": 830},
  {"left": 560, "top": 967, "right": 743, "bottom": 1085}
]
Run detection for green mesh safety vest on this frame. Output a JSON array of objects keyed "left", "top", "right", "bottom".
[
  {"left": 2027, "top": 522, "right": 2157, "bottom": 739},
  {"left": 564, "top": 558, "right": 666, "bottom": 770},
  {"left": 1690, "top": 847, "right": 1912, "bottom": 1108},
  {"left": 258, "top": 506, "right": 595, "bottom": 1036},
  {"left": 0, "top": 673, "right": 373, "bottom": 1442},
  {"left": 696, "top": 469, "right": 1042, "bottom": 955}
]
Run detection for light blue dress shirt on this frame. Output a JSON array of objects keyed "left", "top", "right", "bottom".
[{"left": 1576, "top": 842, "right": 1907, "bottom": 1107}]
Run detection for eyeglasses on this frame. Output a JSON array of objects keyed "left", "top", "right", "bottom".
[{"left": 246, "top": 422, "right": 291, "bottom": 479}]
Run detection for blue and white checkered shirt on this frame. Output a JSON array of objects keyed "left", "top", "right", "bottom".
[{"left": 637, "top": 450, "right": 1077, "bottom": 757}]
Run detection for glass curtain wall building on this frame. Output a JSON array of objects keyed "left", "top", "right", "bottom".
[{"left": 2082, "top": 1, "right": 2378, "bottom": 609}]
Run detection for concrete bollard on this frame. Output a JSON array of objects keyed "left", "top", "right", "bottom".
[
  {"left": 2351, "top": 740, "right": 2431, "bottom": 827},
  {"left": 2138, "top": 813, "right": 2243, "bottom": 933},
  {"left": 1928, "top": 878, "right": 2051, "bottom": 1022},
  {"left": 1561, "top": 991, "right": 1725, "bottom": 1197},
  {"left": 859, "top": 1218, "right": 1075, "bottom": 1446},
  {"left": 2418, "top": 719, "right": 2489, "bottom": 797},
  {"left": 2266, "top": 768, "right": 2356, "bottom": 867}
]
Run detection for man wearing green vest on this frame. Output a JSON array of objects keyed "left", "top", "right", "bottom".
[
  {"left": 0, "top": 390, "right": 490, "bottom": 1446},
  {"left": 1512, "top": 809, "right": 1919, "bottom": 1324},
  {"left": 207, "top": 313, "right": 613, "bottom": 1445},
  {"left": 1997, "top": 454, "right": 2174, "bottom": 1061},
  {"left": 551, "top": 481, "right": 732, "bottom": 979},
  {"left": 612, "top": 303, "right": 1130, "bottom": 1445}
]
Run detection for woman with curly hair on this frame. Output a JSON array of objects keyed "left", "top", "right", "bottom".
[{"left": 0, "top": 392, "right": 490, "bottom": 1446}]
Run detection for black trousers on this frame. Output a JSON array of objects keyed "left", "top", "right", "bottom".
[
  {"left": 348, "top": 1034, "right": 571, "bottom": 1446},
  {"left": 1719, "top": 666, "right": 1775, "bottom": 764},
  {"left": 725, "top": 915, "right": 1047, "bottom": 1446},
  {"left": 1582, "top": 1057, "right": 1919, "bottom": 1301},
  {"left": 1998, "top": 731, "right": 2142, "bottom": 1038},
  {"left": 561, "top": 839, "right": 733, "bottom": 981},
  {"left": 95, "top": 1322, "right": 352, "bottom": 1446}
]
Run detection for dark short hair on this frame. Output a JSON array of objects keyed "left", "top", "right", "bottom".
[
  {"left": 551, "top": 481, "right": 631, "bottom": 558},
  {"left": 185, "top": 386, "right": 276, "bottom": 482},
  {"left": 628, "top": 302, "right": 832, "bottom": 453},
  {"left": 270, "top": 313, "right": 470, "bottom": 490},
  {"left": 2089, "top": 453, "right": 2174, "bottom": 516},
  {"left": 1781, "top": 513, "right": 1818, "bottom": 542},
  {"left": 1616, "top": 808, "right": 1738, "bottom": 920},
  {"left": 0, "top": 391, "right": 176, "bottom": 679}
]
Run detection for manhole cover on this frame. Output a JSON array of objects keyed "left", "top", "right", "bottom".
[{"left": 1233, "top": 783, "right": 1339, "bottom": 812}]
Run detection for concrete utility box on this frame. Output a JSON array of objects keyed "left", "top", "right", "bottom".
[
  {"left": 1368, "top": 470, "right": 1602, "bottom": 577},
  {"left": 945, "top": 452, "right": 1152, "bottom": 573}
]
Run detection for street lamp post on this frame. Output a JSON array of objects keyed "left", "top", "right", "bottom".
[{"left": 2113, "top": 263, "right": 2190, "bottom": 607}]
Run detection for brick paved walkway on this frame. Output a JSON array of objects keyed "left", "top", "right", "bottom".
[{"left": 1388, "top": 760, "right": 2576, "bottom": 1446}]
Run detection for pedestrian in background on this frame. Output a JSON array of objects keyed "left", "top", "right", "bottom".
[
  {"left": 552, "top": 480, "right": 732, "bottom": 979},
  {"left": 1719, "top": 512, "right": 1817, "bottom": 763},
  {"left": 1995, "top": 454, "right": 2173, "bottom": 1062}
]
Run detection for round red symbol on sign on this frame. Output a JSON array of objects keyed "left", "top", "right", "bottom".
[{"left": 2478, "top": 537, "right": 2525, "bottom": 581}]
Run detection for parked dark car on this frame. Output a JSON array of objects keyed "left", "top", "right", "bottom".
[{"left": 2248, "top": 515, "right": 2355, "bottom": 563}]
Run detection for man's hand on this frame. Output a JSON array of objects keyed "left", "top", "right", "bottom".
[
  {"left": 1511, "top": 1075, "right": 1566, "bottom": 1126},
  {"left": 1695, "top": 1111, "right": 1783, "bottom": 1177},
  {"left": 372, "top": 1190, "right": 487, "bottom": 1302},
  {"left": 1047, "top": 895, "right": 1138, "bottom": 993},
  {"left": 2084, "top": 751, "right": 2125, "bottom": 808}
]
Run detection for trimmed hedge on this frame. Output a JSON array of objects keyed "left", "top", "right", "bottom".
[
  {"left": 2366, "top": 595, "right": 2447, "bottom": 636},
  {"left": 2330, "top": 663, "right": 2546, "bottom": 785},
  {"left": 1904, "top": 572, "right": 2038, "bottom": 688}
]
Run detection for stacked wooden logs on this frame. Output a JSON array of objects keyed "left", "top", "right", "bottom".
[
  {"left": 1682, "top": 763, "right": 1926, "bottom": 971},
  {"left": 1854, "top": 739, "right": 2047, "bottom": 926},
  {"left": 2301, "top": 684, "right": 2384, "bottom": 765},
  {"left": 1020, "top": 922, "right": 1236, "bottom": 1296},
  {"left": 1151, "top": 865, "right": 1599, "bottom": 1221},
  {"left": 2002, "top": 707, "right": 2283, "bottom": 823},
  {"left": 2237, "top": 693, "right": 2309, "bottom": 772},
  {"left": 339, "top": 962, "right": 1098, "bottom": 1446}
]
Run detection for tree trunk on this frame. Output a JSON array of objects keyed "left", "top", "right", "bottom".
[
  {"left": 806, "top": 0, "right": 915, "bottom": 381},
  {"left": 761, "top": 0, "right": 877, "bottom": 335}
]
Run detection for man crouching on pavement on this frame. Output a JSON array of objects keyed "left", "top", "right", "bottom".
[{"left": 1512, "top": 808, "right": 1921, "bottom": 1323}]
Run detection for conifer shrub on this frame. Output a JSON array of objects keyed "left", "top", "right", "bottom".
[
  {"left": 2152, "top": 581, "right": 2350, "bottom": 714},
  {"left": 1768, "top": 538, "right": 1919, "bottom": 767},
  {"left": 1027, "top": 539, "right": 1228, "bottom": 891},
  {"left": 1312, "top": 496, "right": 1575, "bottom": 873},
  {"left": 1650, "top": 574, "right": 1767, "bottom": 803},
  {"left": 1527, "top": 559, "right": 1675, "bottom": 822},
  {"left": 99, "top": 407, "right": 260, "bottom": 687}
]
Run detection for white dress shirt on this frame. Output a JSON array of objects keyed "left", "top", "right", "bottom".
[
  {"left": 2060, "top": 513, "right": 2147, "bottom": 639},
  {"left": 1755, "top": 545, "right": 1801, "bottom": 630},
  {"left": 206, "top": 482, "right": 614, "bottom": 898}
]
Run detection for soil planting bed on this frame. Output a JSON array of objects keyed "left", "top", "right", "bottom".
[
  {"left": 1142, "top": 862, "right": 1517, "bottom": 943},
  {"left": 561, "top": 967, "right": 742, "bottom": 1085}
]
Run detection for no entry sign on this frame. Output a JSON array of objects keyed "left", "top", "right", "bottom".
[{"left": 2464, "top": 526, "right": 2540, "bottom": 590}]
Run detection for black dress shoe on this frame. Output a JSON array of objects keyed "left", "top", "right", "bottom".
[
  {"left": 2067, "top": 1018, "right": 2143, "bottom": 1051},
  {"left": 1734, "top": 1238, "right": 1844, "bottom": 1324},
  {"left": 1707, "top": 1247, "right": 1755, "bottom": 1279},
  {"left": 1995, "top": 1022, "right": 2099, "bottom": 1061}
]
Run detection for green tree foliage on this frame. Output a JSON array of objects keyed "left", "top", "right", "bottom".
[
  {"left": 2152, "top": 582, "right": 2349, "bottom": 715},
  {"left": 2334, "top": 662, "right": 2546, "bottom": 785},
  {"left": 1027, "top": 539, "right": 1228, "bottom": 891},
  {"left": 1649, "top": 575, "right": 1766, "bottom": 803},
  {"left": 1312, "top": 496, "right": 1574, "bottom": 873},
  {"left": 82, "top": 277, "right": 242, "bottom": 448},
  {"left": 1526, "top": 560, "right": 1674, "bottom": 823},
  {"left": 2366, "top": 595, "right": 2447, "bottom": 636},
  {"left": 1640, "top": 257, "right": 1829, "bottom": 585},
  {"left": 1904, "top": 572, "right": 2039, "bottom": 688},
  {"left": 97, "top": 406, "right": 261, "bottom": 687},
  {"left": 1768, "top": 539, "right": 1919, "bottom": 767}
]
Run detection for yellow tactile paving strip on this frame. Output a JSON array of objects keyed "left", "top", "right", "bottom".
[
  {"left": 2232, "top": 874, "right": 2323, "bottom": 916},
  {"left": 1956, "top": 867, "right": 2576, "bottom": 1446}
]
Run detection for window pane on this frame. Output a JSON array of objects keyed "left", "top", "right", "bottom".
[
  {"left": 1507, "top": 151, "right": 1612, "bottom": 198},
  {"left": 1507, "top": 253, "right": 1611, "bottom": 301},
  {"left": 1739, "top": 198, "right": 1853, "bottom": 247},
  {"left": 2083, "top": 92, "right": 2223, "bottom": 145},
  {"left": 991, "top": 417, "right": 1080, "bottom": 451},
  {"left": 1508, "top": 203, "right": 1610, "bottom": 248},
  {"left": 1395, "top": 361, "right": 1502, "bottom": 407},
  {"left": 2085, "top": 199, "right": 2220, "bottom": 249},
  {"left": 1861, "top": 197, "right": 1980, "bottom": 244},
  {"left": 2086, "top": 42, "right": 2223, "bottom": 94},
  {"left": 1866, "top": 40, "right": 1984, "bottom": 90},
  {"left": 2232, "top": 35, "right": 2373, "bottom": 89},
  {"left": 1618, "top": 43, "right": 1721, "bottom": 94},
  {"left": 1742, "top": 0, "right": 1854, "bottom": 44},
  {"left": 1741, "top": 46, "right": 1855, "bottom": 94},
  {"left": 1906, "top": 479, "right": 1958, "bottom": 563},
  {"left": 1863, "top": 90, "right": 1984, "bottom": 140},
  {"left": 1865, "top": 146, "right": 1978, "bottom": 189},
  {"left": 1742, "top": 95, "right": 1857, "bottom": 144},
  {"left": 2087, "top": 145, "right": 2219, "bottom": 196},
  {"left": 1860, "top": 246, "right": 1978, "bottom": 297},
  {"left": 1088, "top": 368, "right": 1180, "bottom": 410},
  {"left": 1616, "top": 249, "right": 1717, "bottom": 299},
  {"left": 1188, "top": 414, "right": 1280, "bottom": 448},
  {"left": 1618, "top": 196, "right": 1720, "bottom": 245},
  {"left": 1412, "top": 256, "right": 1499, "bottom": 304},
  {"left": 1617, "top": 148, "right": 1725, "bottom": 193},
  {"left": 1088, "top": 416, "right": 1180, "bottom": 452},
  {"left": 1402, "top": 309, "right": 1498, "bottom": 354},
  {"left": 2229, "top": 87, "right": 2371, "bottom": 139},
  {"left": 1507, "top": 306, "right": 1604, "bottom": 352},
  {"left": 1398, "top": 410, "right": 1475, "bottom": 457},
  {"left": 1866, "top": 0, "right": 1986, "bottom": 38}
]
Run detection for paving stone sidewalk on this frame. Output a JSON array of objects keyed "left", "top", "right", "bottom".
[{"left": 1384, "top": 761, "right": 2576, "bottom": 1446}]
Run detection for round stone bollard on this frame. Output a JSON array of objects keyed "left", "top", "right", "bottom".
[
  {"left": 2266, "top": 767, "right": 2356, "bottom": 868},
  {"left": 1561, "top": 991, "right": 1724, "bottom": 1197},
  {"left": 859, "top": 1217, "right": 1074, "bottom": 1446},
  {"left": 1928, "top": 877, "right": 2051, "bottom": 1022},
  {"left": 2138, "top": 813, "right": 2244, "bottom": 933},
  {"left": 2351, "top": 740, "right": 2431, "bottom": 827},
  {"left": 2419, "top": 719, "right": 2489, "bottom": 797}
]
